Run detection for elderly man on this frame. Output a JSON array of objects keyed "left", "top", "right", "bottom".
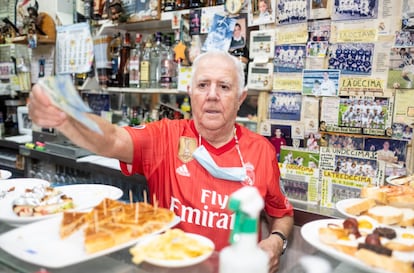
[{"left": 29, "top": 51, "right": 294, "bottom": 272}]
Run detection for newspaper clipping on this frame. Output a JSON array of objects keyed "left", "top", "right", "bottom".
[
  {"left": 319, "top": 146, "right": 385, "bottom": 208},
  {"left": 279, "top": 146, "right": 320, "bottom": 204}
]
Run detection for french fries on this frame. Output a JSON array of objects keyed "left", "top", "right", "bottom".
[{"left": 130, "top": 229, "right": 213, "bottom": 264}]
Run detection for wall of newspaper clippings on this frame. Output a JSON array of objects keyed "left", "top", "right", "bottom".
[{"left": 254, "top": 0, "right": 414, "bottom": 208}]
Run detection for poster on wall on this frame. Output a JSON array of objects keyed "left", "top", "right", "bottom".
[
  {"left": 328, "top": 43, "right": 374, "bottom": 75},
  {"left": 322, "top": 133, "right": 365, "bottom": 151},
  {"left": 268, "top": 91, "right": 302, "bottom": 121},
  {"left": 248, "top": 0, "right": 276, "bottom": 26},
  {"left": 364, "top": 138, "right": 409, "bottom": 168},
  {"left": 302, "top": 69, "right": 341, "bottom": 96},
  {"left": 279, "top": 146, "right": 320, "bottom": 203},
  {"left": 319, "top": 147, "right": 383, "bottom": 182},
  {"left": 338, "top": 96, "right": 392, "bottom": 132},
  {"left": 274, "top": 45, "right": 306, "bottom": 73},
  {"left": 309, "top": 0, "right": 331, "bottom": 19},
  {"left": 387, "top": 47, "right": 414, "bottom": 89},
  {"left": 319, "top": 146, "right": 384, "bottom": 208},
  {"left": 276, "top": 0, "right": 308, "bottom": 25},
  {"left": 331, "top": 0, "right": 379, "bottom": 21},
  {"left": 320, "top": 95, "right": 394, "bottom": 136},
  {"left": 392, "top": 90, "right": 414, "bottom": 141}
]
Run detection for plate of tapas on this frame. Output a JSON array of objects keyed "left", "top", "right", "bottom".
[
  {"left": 301, "top": 217, "right": 414, "bottom": 273},
  {"left": 0, "top": 182, "right": 123, "bottom": 226},
  {"left": 0, "top": 198, "right": 180, "bottom": 268}
]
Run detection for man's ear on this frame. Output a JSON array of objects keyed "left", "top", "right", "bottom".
[{"left": 238, "top": 90, "right": 248, "bottom": 108}]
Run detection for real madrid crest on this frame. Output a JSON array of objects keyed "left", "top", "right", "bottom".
[{"left": 178, "top": 137, "right": 197, "bottom": 163}]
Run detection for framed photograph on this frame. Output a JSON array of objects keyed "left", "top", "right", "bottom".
[
  {"left": 17, "top": 106, "right": 32, "bottom": 135},
  {"left": 323, "top": 133, "right": 365, "bottom": 151},
  {"left": 274, "top": 45, "right": 306, "bottom": 73},
  {"left": 364, "top": 138, "right": 408, "bottom": 167},
  {"left": 229, "top": 15, "right": 247, "bottom": 51},
  {"left": 338, "top": 96, "right": 391, "bottom": 130},
  {"left": 268, "top": 91, "right": 302, "bottom": 121},
  {"left": 332, "top": 0, "right": 378, "bottom": 21},
  {"left": 328, "top": 43, "right": 374, "bottom": 75},
  {"left": 302, "top": 69, "right": 340, "bottom": 96},
  {"left": 277, "top": 0, "right": 308, "bottom": 25},
  {"left": 248, "top": 0, "right": 276, "bottom": 26},
  {"left": 387, "top": 47, "right": 414, "bottom": 89},
  {"left": 125, "top": 0, "right": 161, "bottom": 22}
]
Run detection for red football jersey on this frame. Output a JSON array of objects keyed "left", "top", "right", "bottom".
[{"left": 120, "top": 119, "right": 293, "bottom": 250}]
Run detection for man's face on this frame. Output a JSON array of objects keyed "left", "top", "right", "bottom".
[
  {"left": 233, "top": 26, "right": 242, "bottom": 38},
  {"left": 189, "top": 55, "right": 246, "bottom": 132}
]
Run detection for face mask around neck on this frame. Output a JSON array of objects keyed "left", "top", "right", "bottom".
[{"left": 192, "top": 145, "right": 248, "bottom": 182}]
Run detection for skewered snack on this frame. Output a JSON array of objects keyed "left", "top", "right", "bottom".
[{"left": 59, "top": 198, "right": 176, "bottom": 254}]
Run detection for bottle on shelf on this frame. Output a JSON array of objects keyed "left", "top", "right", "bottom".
[
  {"left": 128, "top": 33, "right": 142, "bottom": 88},
  {"left": 150, "top": 33, "right": 164, "bottom": 88},
  {"left": 140, "top": 37, "right": 152, "bottom": 88},
  {"left": 117, "top": 101, "right": 130, "bottom": 127},
  {"left": 119, "top": 32, "right": 131, "bottom": 87},
  {"left": 109, "top": 32, "right": 122, "bottom": 87},
  {"left": 160, "top": 36, "right": 177, "bottom": 89}
]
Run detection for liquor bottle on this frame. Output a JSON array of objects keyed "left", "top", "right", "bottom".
[
  {"left": 160, "top": 36, "right": 176, "bottom": 89},
  {"left": 128, "top": 33, "right": 142, "bottom": 88},
  {"left": 140, "top": 37, "right": 152, "bottom": 88},
  {"left": 118, "top": 32, "right": 131, "bottom": 87},
  {"left": 150, "top": 33, "right": 164, "bottom": 88},
  {"left": 109, "top": 32, "right": 122, "bottom": 87}
]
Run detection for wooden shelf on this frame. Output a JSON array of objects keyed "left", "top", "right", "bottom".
[
  {"left": 8, "top": 35, "right": 55, "bottom": 45},
  {"left": 105, "top": 86, "right": 185, "bottom": 94}
]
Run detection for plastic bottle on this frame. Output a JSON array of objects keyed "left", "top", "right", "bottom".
[
  {"left": 140, "top": 37, "right": 152, "bottom": 88},
  {"left": 159, "top": 36, "right": 176, "bottom": 89},
  {"left": 150, "top": 33, "right": 164, "bottom": 88},
  {"left": 219, "top": 187, "right": 269, "bottom": 273}
]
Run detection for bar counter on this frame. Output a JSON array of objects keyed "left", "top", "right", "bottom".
[
  {"left": 0, "top": 140, "right": 370, "bottom": 273},
  {"left": 0, "top": 203, "right": 369, "bottom": 273}
]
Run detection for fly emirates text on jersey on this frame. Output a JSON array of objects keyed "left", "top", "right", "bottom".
[{"left": 170, "top": 189, "right": 236, "bottom": 229}]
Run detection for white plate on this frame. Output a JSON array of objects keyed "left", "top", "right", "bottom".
[
  {"left": 335, "top": 198, "right": 364, "bottom": 218},
  {"left": 0, "top": 170, "right": 12, "bottom": 180},
  {"left": 301, "top": 219, "right": 396, "bottom": 273},
  {"left": 0, "top": 178, "right": 50, "bottom": 205},
  {"left": 386, "top": 175, "right": 414, "bottom": 186},
  {"left": 138, "top": 232, "right": 214, "bottom": 268},
  {"left": 0, "top": 214, "right": 180, "bottom": 268},
  {"left": 0, "top": 183, "right": 123, "bottom": 226}
]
